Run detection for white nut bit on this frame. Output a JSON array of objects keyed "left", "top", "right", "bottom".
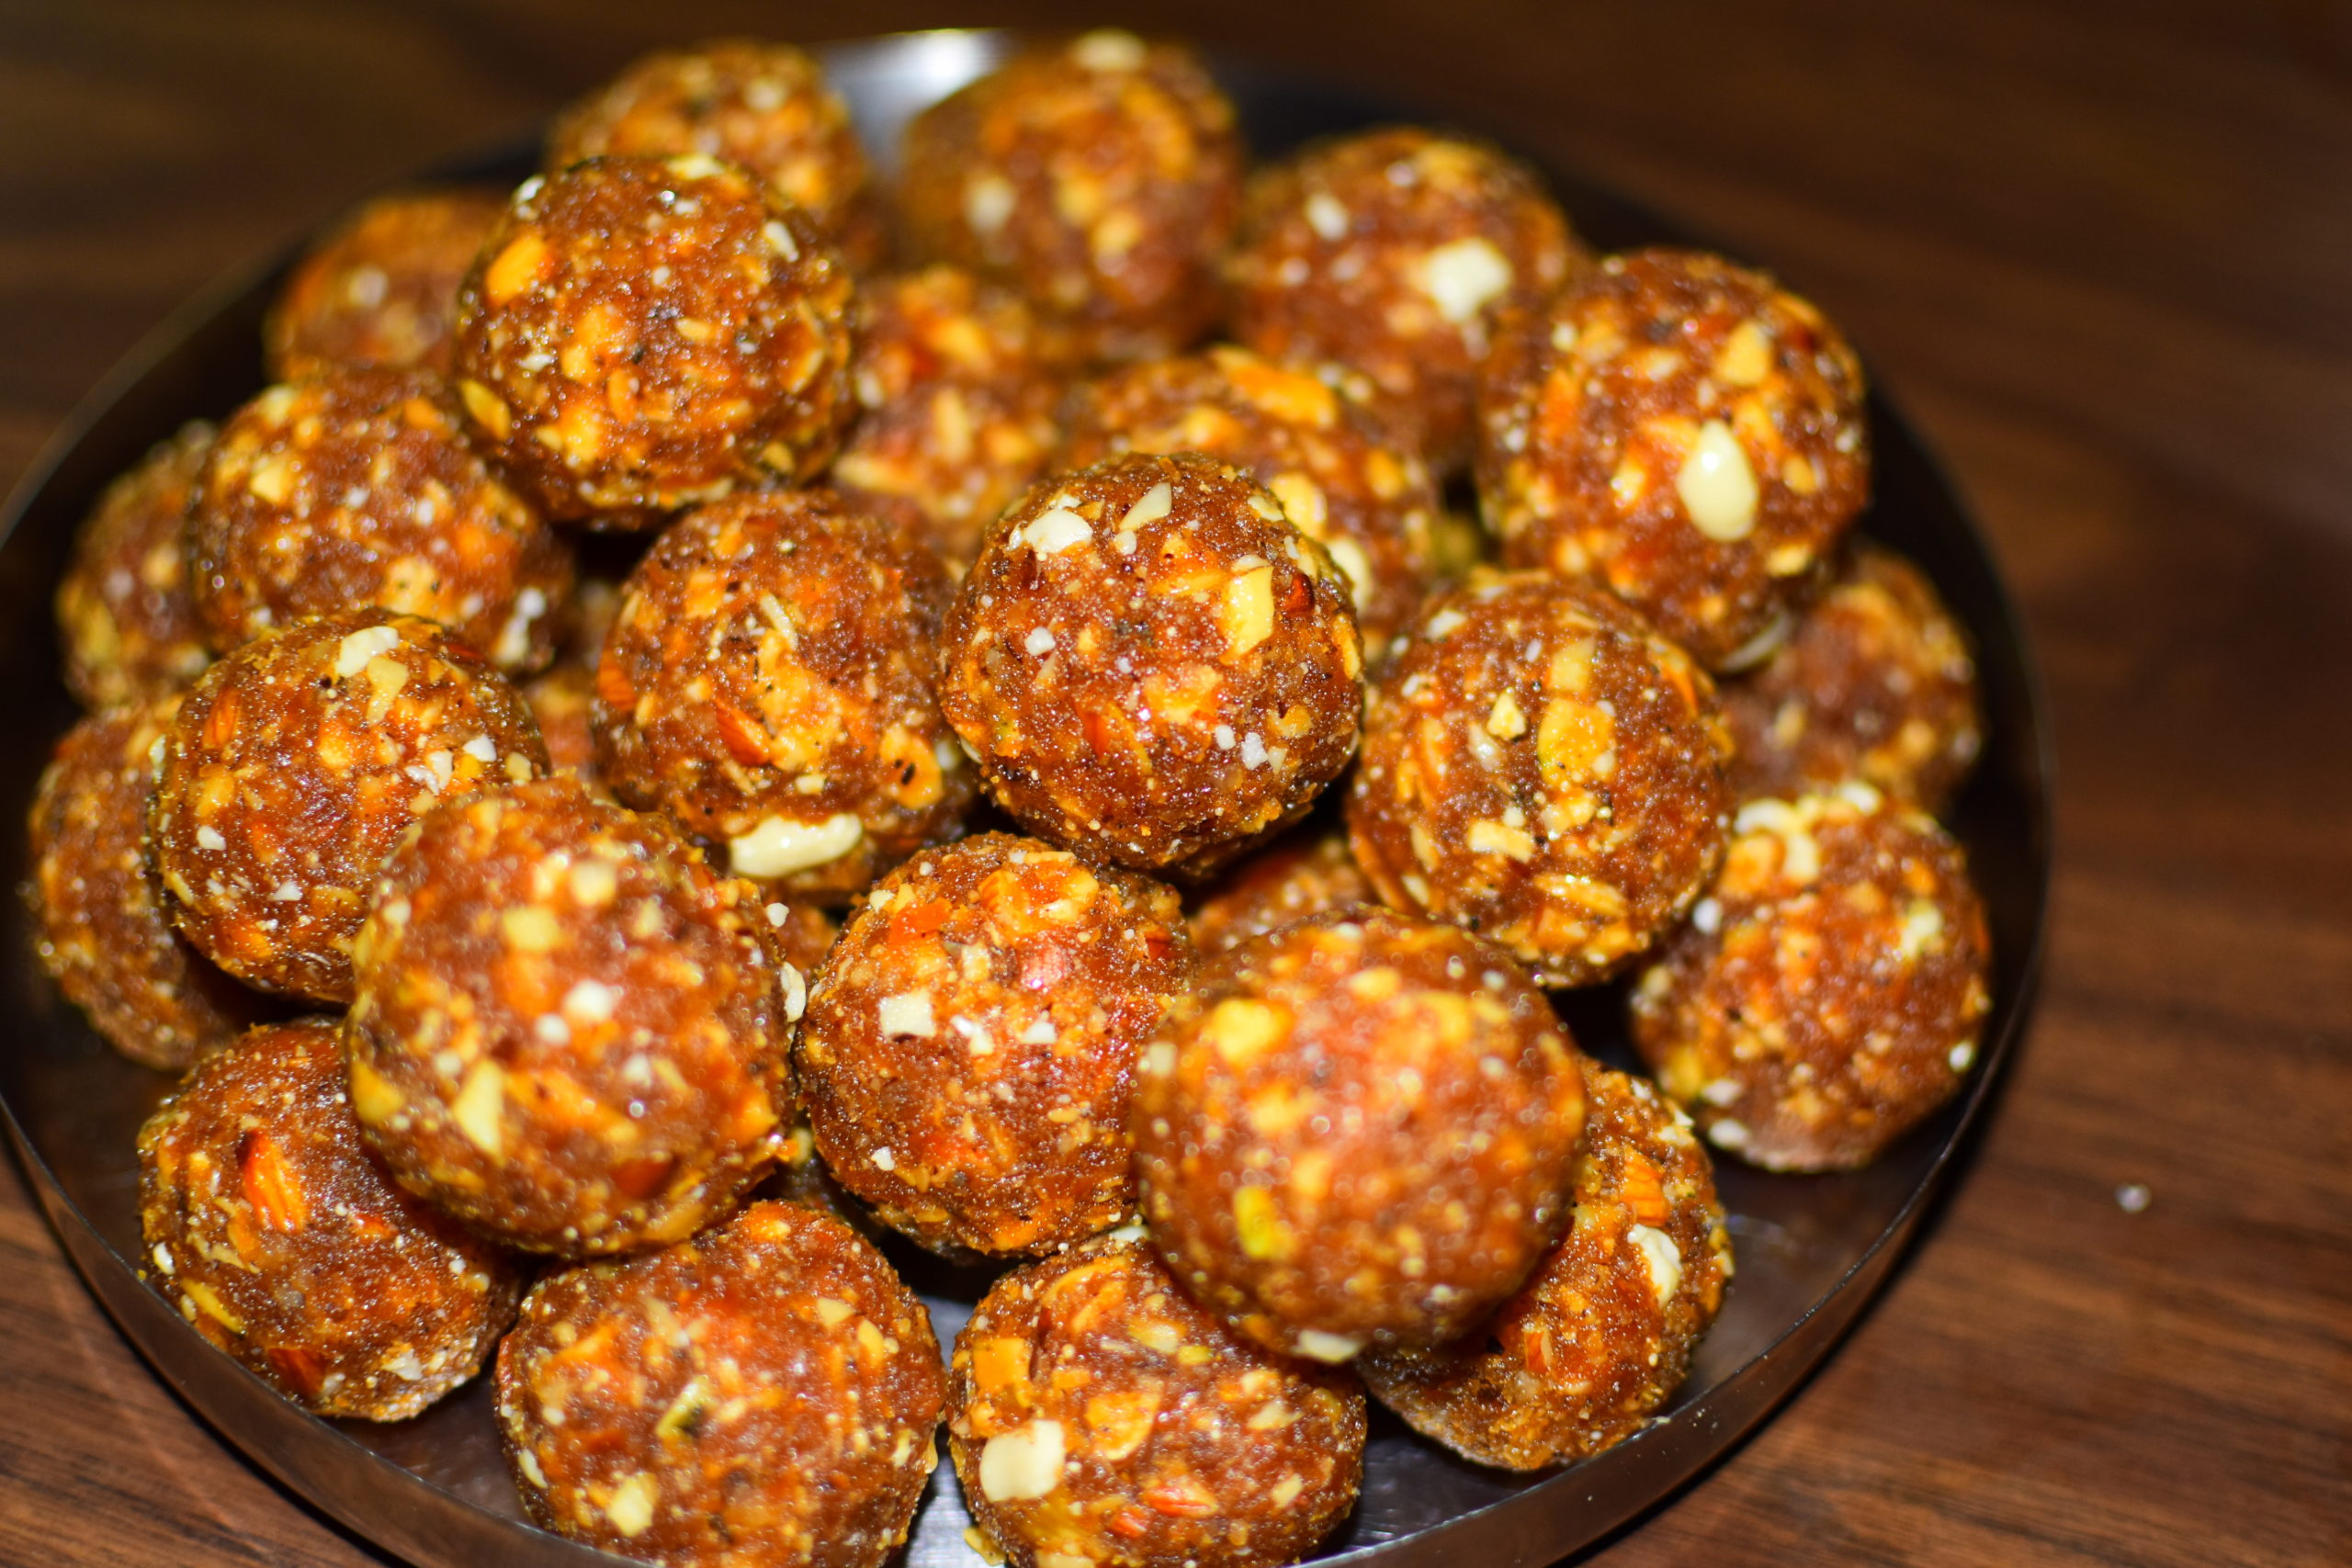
[
  {"left": 877, "top": 992, "right": 936, "bottom": 1039},
  {"left": 778, "top": 962, "right": 807, "bottom": 1023},
  {"left": 1416, "top": 236, "right": 1513, "bottom": 325},
  {"left": 966, "top": 174, "right": 1017, "bottom": 236},
  {"left": 333, "top": 623, "right": 402, "bottom": 678},
  {"left": 1021, "top": 508, "right": 1094, "bottom": 555},
  {"left": 603, "top": 1471, "right": 659, "bottom": 1538},
  {"left": 1625, "top": 1223, "right": 1684, "bottom": 1309},
  {"left": 1676, "top": 420, "right": 1760, "bottom": 542},
  {"left": 1070, "top": 28, "right": 1148, "bottom": 72},
  {"left": 1292, "top": 1329, "right": 1364, "bottom": 1364},
  {"left": 450, "top": 1060, "right": 505, "bottom": 1157},
  {"left": 978, "top": 1418, "right": 1067, "bottom": 1503},
  {"left": 729, "top": 813, "right": 864, "bottom": 879},
  {"left": 1116, "top": 481, "right": 1173, "bottom": 532},
  {"left": 1304, "top": 191, "right": 1350, "bottom": 242}
]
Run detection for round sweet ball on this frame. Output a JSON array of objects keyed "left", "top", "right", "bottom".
[
  {"left": 1134, "top": 908, "right": 1589, "bottom": 1360},
  {"left": 347, "top": 776, "right": 797, "bottom": 1257},
  {"left": 593, "top": 488, "right": 974, "bottom": 900},
  {"left": 830, "top": 265, "right": 1066, "bottom": 572},
  {"left": 1227, "top": 127, "right": 1585, "bottom": 474},
  {"left": 548, "top": 39, "right": 887, "bottom": 271},
  {"left": 189, "top": 367, "right": 573, "bottom": 671},
  {"left": 1060, "top": 344, "right": 1445, "bottom": 661},
  {"left": 28, "top": 697, "right": 262, "bottom": 1070},
  {"left": 454, "top": 154, "right": 854, "bottom": 525},
  {"left": 797, "top": 832, "right": 1193, "bottom": 1257},
  {"left": 1185, "top": 823, "right": 1374, "bottom": 958},
  {"left": 950, "top": 1234, "right": 1366, "bottom": 1568},
  {"left": 54, "top": 421, "right": 216, "bottom": 710},
  {"left": 1723, "top": 542, "right": 1983, "bottom": 813},
  {"left": 940, "top": 453, "right": 1363, "bottom": 876},
  {"left": 1630, "top": 784, "right": 1992, "bottom": 1170},
  {"left": 138, "top": 1019, "right": 524, "bottom": 1420},
  {"left": 264, "top": 188, "right": 504, "bottom": 380},
  {"left": 496, "top": 1201, "right": 943, "bottom": 1568},
  {"left": 1359, "top": 1060, "right": 1733, "bottom": 1470},
  {"left": 149, "top": 610, "right": 547, "bottom": 1002},
  {"left": 899, "top": 30, "right": 1244, "bottom": 364},
  {"left": 1347, "top": 570, "right": 1733, "bottom": 987},
  {"left": 522, "top": 662, "right": 611, "bottom": 800},
  {"left": 1476, "top": 246, "right": 1870, "bottom": 669}
]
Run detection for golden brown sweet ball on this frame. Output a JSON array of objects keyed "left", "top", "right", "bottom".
[
  {"left": 1358, "top": 1059, "right": 1733, "bottom": 1469},
  {"left": 1476, "top": 247, "right": 1870, "bottom": 669},
  {"left": 54, "top": 421, "right": 216, "bottom": 711},
  {"left": 265, "top": 188, "right": 504, "bottom": 380},
  {"left": 592, "top": 487, "right": 974, "bottom": 900},
  {"left": 453, "top": 154, "right": 855, "bottom": 526},
  {"left": 26, "top": 696, "right": 263, "bottom": 1070},
  {"left": 496, "top": 1201, "right": 943, "bottom": 1568},
  {"left": 1721, "top": 541, "right": 1983, "bottom": 813},
  {"left": 796, "top": 832, "right": 1193, "bottom": 1257},
  {"left": 1185, "top": 822, "right": 1374, "bottom": 957},
  {"left": 949, "top": 1234, "right": 1366, "bottom": 1568},
  {"left": 1630, "top": 784, "right": 1993, "bottom": 1170},
  {"left": 547, "top": 39, "right": 888, "bottom": 271},
  {"left": 1134, "top": 908, "right": 1589, "bottom": 1361},
  {"left": 187, "top": 367, "right": 573, "bottom": 671},
  {"left": 138, "top": 1019, "right": 524, "bottom": 1420},
  {"left": 347, "top": 776, "right": 798, "bottom": 1257},
  {"left": 939, "top": 453, "right": 1363, "bottom": 876},
  {"left": 899, "top": 30, "right": 1244, "bottom": 364},
  {"left": 1227, "top": 127, "right": 1585, "bottom": 473},
  {"left": 1347, "top": 570, "right": 1732, "bottom": 987},
  {"left": 1059, "top": 344, "right": 1446, "bottom": 662},
  {"left": 147, "top": 610, "right": 546, "bottom": 1002}
]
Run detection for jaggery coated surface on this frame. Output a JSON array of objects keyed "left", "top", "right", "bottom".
[
  {"left": 347, "top": 776, "right": 796, "bottom": 1256},
  {"left": 137, "top": 1019, "right": 523, "bottom": 1420},
  {"left": 950, "top": 1235, "right": 1365, "bottom": 1568},
  {"left": 265, "top": 188, "right": 503, "bottom": 380},
  {"left": 593, "top": 487, "right": 973, "bottom": 899},
  {"left": 1630, "top": 784, "right": 1992, "bottom": 1170},
  {"left": 1227, "top": 127, "right": 1584, "bottom": 473},
  {"left": 454, "top": 154, "right": 854, "bottom": 525},
  {"left": 1185, "top": 824, "right": 1374, "bottom": 958},
  {"left": 27, "top": 696, "right": 260, "bottom": 1069},
  {"left": 1722, "top": 542, "right": 1983, "bottom": 813},
  {"left": 797, "top": 832, "right": 1192, "bottom": 1256},
  {"left": 148, "top": 610, "right": 546, "bottom": 1001},
  {"left": 1359, "top": 1060, "right": 1732, "bottom": 1469},
  {"left": 1348, "top": 570, "right": 1732, "bottom": 987},
  {"left": 495, "top": 1201, "right": 943, "bottom": 1568},
  {"left": 1477, "top": 247, "right": 1869, "bottom": 668},
  {"left": 548, "top": 39, "right": 887, "bottom": 271},
  {"left": 940, "top": 453, "right": 1363, "bottom": 875},
  {"left": 1135, "top": 908, "right": 1588, "bottom": 1359},
  {"left": 54, "top": 420, "right": 215, "bottom": 710},
  {"left": 831, "top": 265, "right": 1065, "bottom": 572},
  {"left": 188, "top": 367, "right": 572, "bottom": 670},
  {"left": 1060, "top": 345, "right": 1444, "bottom": 660},
  {"left": 899, "top": 31, "right": 1243, "bottom": 364}
]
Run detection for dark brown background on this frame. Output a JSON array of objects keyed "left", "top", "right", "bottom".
[{"left": 2, "top": 3, "right": 2346, "bottom": 1564}]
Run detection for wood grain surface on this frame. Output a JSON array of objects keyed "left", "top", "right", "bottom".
[{"left": 2, "top": 3, "right": 2346, "bottom": 1565}]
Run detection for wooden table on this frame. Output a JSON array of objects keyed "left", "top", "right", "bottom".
[{"left": 3, "top": 3, "right": 2345, "bottom": 1564}]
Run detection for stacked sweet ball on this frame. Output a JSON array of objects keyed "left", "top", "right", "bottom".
[{"left": 26, "top": 27, "right": 1995, "bottom": 1568}]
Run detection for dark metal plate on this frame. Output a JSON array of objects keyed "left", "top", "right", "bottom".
[{"left": 0, "top": 28, "right": 2051, "bottom": 1568}]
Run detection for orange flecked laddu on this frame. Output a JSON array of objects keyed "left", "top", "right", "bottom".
[
  {"left": 1136, "top": 908, "right": 1589, "bottom": 1360},
  {"left": 940, "top": 453, "right": 1363, "bottom": 876},
  {"left": 593, "top": 487, "right": 975, "bottom": 899},
  {"left": 264, "top": 188, "right": 504, "bottom": 381},
  {"left": 1477, "top": 247, "right": 1870, "bottom": 669},
  {"left": 1359, "top": 1059, "right": 1733, "bottom": 1468},
  {"left": 454, "top": 154, "right": 855, "bottom": 526},
  {"left": 949, "top": 1234, "right": 1366, "bottom": 1568},
  {"left": 138, "top": 1019, "right": 524, "bottom": 1420},
  {"left": 496, "top": 1201, "right": 943, "bottom": 1568},
  {"left": 347, "top": 775, "right": 797, "bottom": 1257},
  {"left": 53, "top": 420, "right": 216, "bottom": 710},
  {"left": 797, "top": 831, "right": 1193, "bottom": 1257},
  {"left": 1631, "top": 784, "right": 1992, "bottom": 1170},
  {"left": 147, "top": 610, "right": 546, "bottom": 1003}
]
